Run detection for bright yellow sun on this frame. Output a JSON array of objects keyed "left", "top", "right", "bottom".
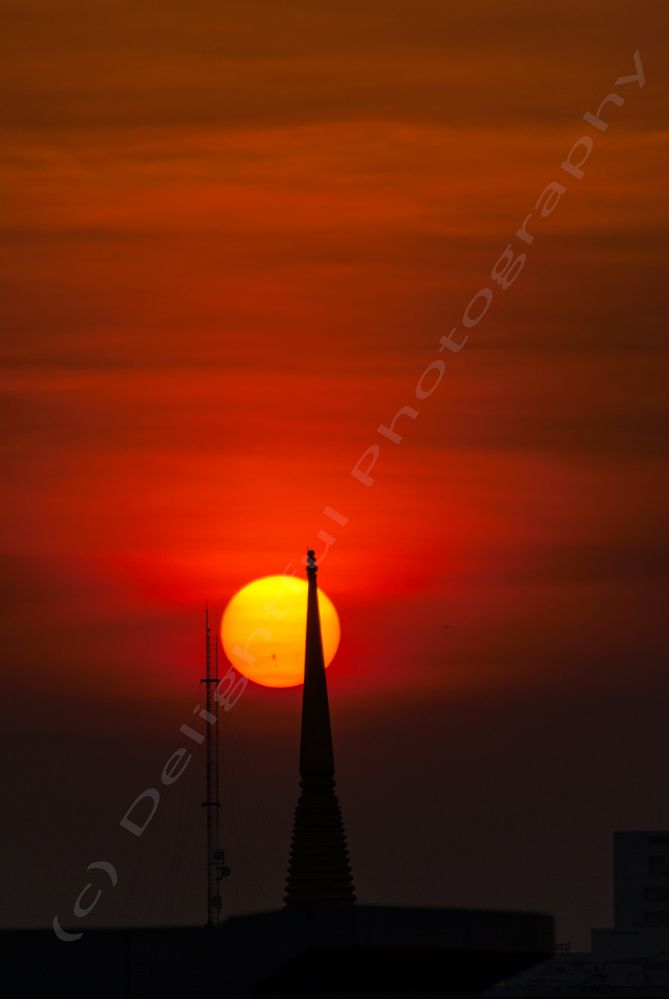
[{"left": 220, "top": 575, "right": 340, "bottom": 688}]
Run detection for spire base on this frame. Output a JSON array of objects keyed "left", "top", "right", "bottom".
[{"left": 284, "top": 777, "right": 356, "bottom": 906}]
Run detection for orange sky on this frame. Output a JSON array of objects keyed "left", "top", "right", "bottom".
[{"left": 2, "top": 0, "right": 668, "bottom": 946}]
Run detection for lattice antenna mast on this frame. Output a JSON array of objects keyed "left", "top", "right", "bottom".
[{"left": 201, "top": 605, "right": 228, "bottom": 926}]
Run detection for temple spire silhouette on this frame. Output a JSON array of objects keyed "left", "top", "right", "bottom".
[{"left": 284, "top": 549, "right": 356, "bottom": 905}]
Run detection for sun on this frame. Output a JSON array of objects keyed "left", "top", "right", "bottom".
[{"left": 220, "top": 574, "right": 340, "bottom": 688}]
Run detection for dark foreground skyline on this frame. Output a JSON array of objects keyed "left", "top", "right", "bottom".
[{"left": 5, "top": 598, "right": 669, "bottom": 949}]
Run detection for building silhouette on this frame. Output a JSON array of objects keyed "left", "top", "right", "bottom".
[
  {"left": 492, "top": 830, "right": 669, "bottom": 997},
  {"left": 0, "top": 550, "right": 552, "bottom": 997},
  {"left": 613, "top": 832, "right": 669, "bottom": 931},
  {"left": 592, "top": 831, "right": 669, "bottom": 962}
]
